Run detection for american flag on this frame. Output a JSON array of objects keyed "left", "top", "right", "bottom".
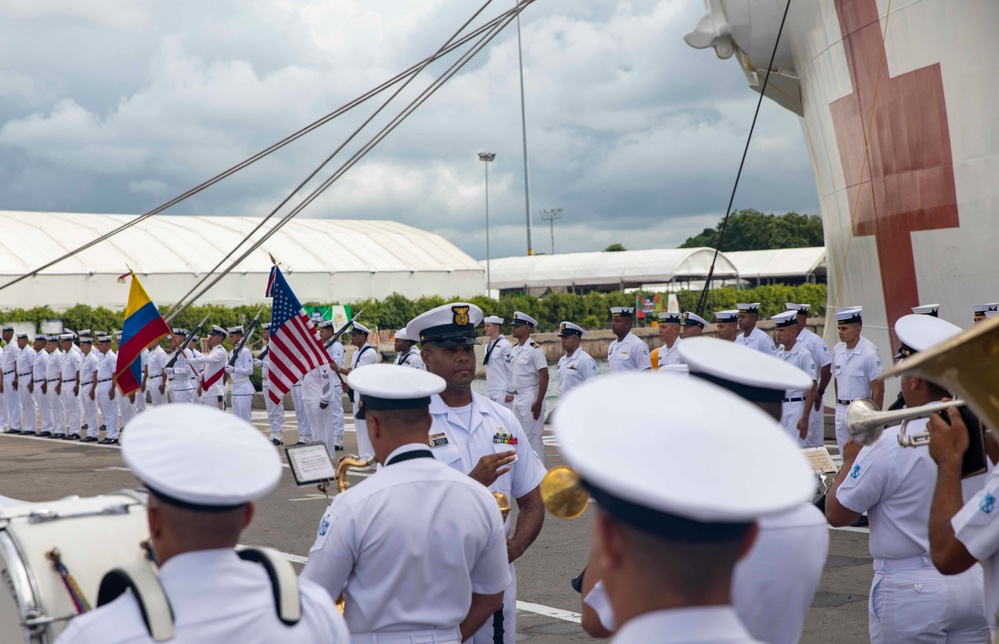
[{"left": 264, "top": 266, "right": 329, "bottom": 404}]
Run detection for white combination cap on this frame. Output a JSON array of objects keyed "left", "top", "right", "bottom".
[
  {"left": 227, "top": 326, "right": 243, "bottom": 334},
  {"left": 59, "top": 332, "right": 76, "bottom": 341},
  {"left": 46, "top": 335, "right": 59, "bottom": 342},
  {"left": 351, "top": 322, "right": 371, "bottom": 335},
  {"left": 113, "top": 331, "right": 123, "bottom": 338},
  {"left": 394, "top": 327, "right": 414, "bottom": 342},
  {"left": 911, "top": 303, "right": 940, "bottom": 317},
  {"left": 96, "top": 334, "right": 112, "bottom": 342},
  {"left": 609, "top": 306, "right": 635, "bottom": 318},
  {"left": 736, "top": 303, "right": 760, "bottom": 313},
  {"left": 260, "top": 322, "right": 271, "bottom": 330},
  {"left": 79, "top": 336, "right": 93, "bottom": 344},
  {"left": 714, "top": 310, "right": 739, "bottom": 323},
  {"left": 555, "top": 373, "right": 814, "bottom": 537},
  {"left": 785, "top": 303, "right": 810, "bottom": 313},
  {"left": 681, "top": 312, "right": 707, "bottom": 328},
  {"left": 986, "top": 310, "right": 999, "bottom": 320},
  {"left": 511, "top": 311, "right": 538, "bottom": 327},
  {"left": 833, "top": 306, "right": 863, "bottom": 323},
  {"left": 317, "top": 320, "right": 335, "bottom": 330},
  {"left": 972, "top": 303, "right": 999, "bottom": 314},
  {"left": 679, "top": 337, "right": 813, "bottom": 403},
  {"left": 657, "top": 311, "right": 681, "bottom": 324},
  {"left": 557, "top": 321, "right": 586, "bottom": 337},
  {"left": 210, "top": 325, "right": 227, "bottom": 336},
  {"left": 770, "top": 311, "right": 798, "bottom": 328},
  {"left": 407, "top": 303, "right": 482, "bottom": 347},
  {"left": 348, "top": 364, "right": 446, "bottom": 420},
  {"left": 171, "top": 328, "right": 188, "bottom": 336},
  {"left": 122, "top": 404, "right": 281, "bottom": 510},
  {"left": 894, "top": 314, "right": 962, "bottom": 360},
  {"left": 483, "top": 315, "right": 504, "bottom": 325},
  {"left": 16, "top": 332, "right": 29, "bottom": 339}
]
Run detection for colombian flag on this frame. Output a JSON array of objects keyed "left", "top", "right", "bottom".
[{"left": 115, "top": 273, "right": 172, "bottom": 396}]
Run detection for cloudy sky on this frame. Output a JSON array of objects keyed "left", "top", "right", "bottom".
[{"left": 0, "top": 0, "right": 820, "bottom": 261}]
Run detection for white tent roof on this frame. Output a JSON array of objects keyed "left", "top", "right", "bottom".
[
  {"left": 0, "top": 211, "right": 484, "bottom": 309},
  {"left": 484, "top": 248, "right": 738, "bottom": 291},
  {"left": 725, "top": 247, "right": 826, "bottom": 281}
]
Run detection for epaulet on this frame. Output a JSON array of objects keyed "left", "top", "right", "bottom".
[{"left": 530, "top": 341, "right": 540, "bottom": 349}]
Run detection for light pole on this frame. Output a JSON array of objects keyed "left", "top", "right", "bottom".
[
  {"left": 539, "top": 208, "right": 562, "bottom": 255},
  {"left": 478, "top": 152, "right": 496, "bottom": 294},
  {"left": 515, "top": 1, "right": 534, "bottom": 256}
]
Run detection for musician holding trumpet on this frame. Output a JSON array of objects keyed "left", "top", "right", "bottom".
[{"left": 825, "top": 314, "right": 989, "bottom": 643}]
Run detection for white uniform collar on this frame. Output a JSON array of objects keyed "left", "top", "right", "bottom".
[
  {"left": 385, "top": 443, "right": 433, "bottom": 463},
  {"left": 612, "top": 605, "right": 754, "bottom": 643}
]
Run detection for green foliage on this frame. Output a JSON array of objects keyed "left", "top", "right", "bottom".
[
  {"left": 603, "top": 243, "right": 627, "bottom": 252},
  {"left": 679, "top": 209, "right": 824, "bottom": 251}
]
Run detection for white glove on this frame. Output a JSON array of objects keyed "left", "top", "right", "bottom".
[
  {"left": 224, "top": 365, "right": 234, "bottom": 374},
  {"left": 253, "top": 359, "right": 263, "bottom": 368},
  {"left": 164, "top": 367, "right": 174, "bottom": 375}
]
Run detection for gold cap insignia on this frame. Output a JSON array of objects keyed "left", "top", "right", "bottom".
[{"left": 452, "top": 305, "right": 470, "bottom": 326}]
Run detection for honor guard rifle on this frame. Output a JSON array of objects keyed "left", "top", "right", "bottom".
[
  {"left": 165, "top": 314, "right": 210, "bottom": 369},
  {"left": 228, "top": 308, "right": 263, "bottom": 367}
]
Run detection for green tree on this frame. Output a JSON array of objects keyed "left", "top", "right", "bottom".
[
  {"left": 679, "top": 209, "right": 823, "bottom": 251},
  {"left": 603, "top": 243, "right": 627, "bottom": 252}
]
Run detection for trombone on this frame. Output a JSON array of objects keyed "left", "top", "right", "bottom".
[{"left": 846, "top": 398, "right": 966, "bottom": 447}]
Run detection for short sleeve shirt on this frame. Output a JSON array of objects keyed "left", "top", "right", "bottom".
[
  {"left": 608, "top": 333, "right": 650, "bottom": 372},
  {"left": 775, "top": 343, "right": 816, "bottom": 399},
  {"left": 557, "top": 348, "right": 597, "bottom": 395},
  {"left": 509, "top": 338, "right": 548, "bottom": 392},
  {"left": 832, "top": 338, "right": 883, "bottom": 400},
  {"left": 735, "top": 327, "right": 776, "bottom": 355},
  {"left": 953, "top": 467, "right": 999, "bottom": 628}
]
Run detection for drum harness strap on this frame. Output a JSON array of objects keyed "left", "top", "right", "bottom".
[{"left": 46, "top": 549, "right": 92, "bottom": 614}]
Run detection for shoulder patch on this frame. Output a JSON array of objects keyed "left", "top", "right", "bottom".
[{"left": 530, "top": 341, "right": 540, "bottom": 348}]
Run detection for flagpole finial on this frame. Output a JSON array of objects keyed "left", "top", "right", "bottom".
[{"left": 269, "top": 253, "right": 279, "bottom": 266}]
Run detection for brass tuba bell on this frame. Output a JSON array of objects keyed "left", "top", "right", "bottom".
[{"left": 540, "top": 466, "right": 589, "bottom": 520}]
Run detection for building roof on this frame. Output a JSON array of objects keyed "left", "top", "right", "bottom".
[{"left": 724, "top": 247, "right": 826, "bottom": 281}]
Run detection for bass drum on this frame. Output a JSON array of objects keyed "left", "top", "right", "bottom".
[{"left": 0, "top": 490, "right": 152, "bottom": 643}]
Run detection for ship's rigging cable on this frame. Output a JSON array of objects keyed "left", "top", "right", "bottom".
[
  {"left": 163, "top": 0, "right": 532, "bottom": 322},
  {"left": 694, "top": 0, "right": 792, "bottom": 317},
  {"left": 0, "top": 2, "right": 527, "bottom": 295}
]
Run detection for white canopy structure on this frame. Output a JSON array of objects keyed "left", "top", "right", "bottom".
[
  {"left": 0, "top": 211, "right": 484, "bottom": 310},
  {"left": 484, "top": 248, "right": 739, "bottom": 294},
  {"left": 725, "top": 247, "right": 826, "bottom": 285}
]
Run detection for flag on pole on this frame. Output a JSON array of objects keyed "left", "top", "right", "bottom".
[
  {"left": 115, "top": 272, "right": 172, "bottom": 396},
  {"left": 265, "top": 266, "right": 330, "bottom": 404}
]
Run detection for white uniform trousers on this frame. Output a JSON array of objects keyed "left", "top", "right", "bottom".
[
  {"left": 134, "top": 388, "right": 147, "bottom": 413},
  {"left": 869, "top": 557, "right": 988, "bottom": 644},
  {"left": 806, "top": 400, "right": 825, "bottom": 447},
  {"left": 0, "top": 380, "right": 6, "bottom": 430},
  {"left": 352, "top": 399, "right": 373, "bottom": 460},
  {"left": 148, "top": 377, "right": 168, "bottom": 407},
  {"left": 4, "top": 374, "right": 20, "bottom": 431},
  {"left": 304, "top": 400, "right": 333, "bottom": 451},
  {"left": 352, "top": 628, "right": 460, "bottom": 644},
  {"left": 98, "top": 382, "right": 120, "bottom": 439},
  {"left": 120, "top": 393, "right": 137, "bottom": 428},
  {"left": 61, "top": 386, "right": 80, "bottom": 436},
  {"left": 170, "top": 384, "right": 197, "bottom": 404},
  {"left": 834, "top": 402, "right": 850, "bottom": 456},
  {"left": 231, "top": 393, "right": 253, "bottom": 423},
  {"left": 329, "top": 387, "right": 344, "bottom": 447},
  {"left": 779, "top": 400, "right": 807, "bottom": 447},
  {"left": 48, "top": 386, "right": 65, "bottom": 435},
  {"left": 80, "top": 386, "right": 100, "bottom": 438},
  {"left": 263, "top": 382, "right": 285, "bottom": 441},
  {"left": 512, "top": 389, "right": 545, "bottom": 465},
  {"left": 472, "top": 563, "right": 517, "bottom": 644},
  {"left": 19, "top": 383, "right": 37, "bottom": 432},
  {"left": 32, "top": 387, "right": 51, "bottom": 433},
  {"left": 291, "top": 384, "right": 311, "bottom": 440}
]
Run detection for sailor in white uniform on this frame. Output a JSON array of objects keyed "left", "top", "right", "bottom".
[
  {"left": 300, "top": 347, "right": 333, "bottom": 450},
  {"left": 735, "top": 303, "right": 776, "bottom": 355},
  {"left": 254, "top": 323, "right": 287, "bottom": 446},
  {"left": 55, "top": 404, "right": 349, "bottom": 644},
  {"left": 114, "top": 331, "right": 137, "bottom": 429},
  {"left": 165, "top": 329, "right": 197, "bottom": 404},
  {"left": 681, "top": 311, "right": 707, "bottom": 338},
  {"left": 302, "top": 365, "right": 511, "bottom": 643},
  {"left": 393, "top": 327, "right": 425, "bottom": 370},
  {"left": 827, "top": 314, "right": 988, "bottom": 643},
  {"left": 556, "top": 321, "right": 596, "bottom": 396},
  {"left": 45, "top": 336, "right": 66, "bottom": 437},
  {"left": 58, "top": 333, "right": 82, "bottom": 440},
  {"left": 831, "top": 307, "right": 884, "bottom": 456},
  {"left": 505, "top": 311, "right": 548, "bottom": 464},
  {"left": 770, "top": 311, "right": 817, "bottom": 446},
  {"left": 655, "top": 311, "right": 683, "bottom": 369},
  {"left": 607, "top": 307, "right": 650, "bottom": 372},
  {"left": 30, "top": 336, "right": 50, "bottom": 435},
  {"left": 318, "top": 322, "right": 346, "bottom": 451},
  {"left": 224, "top": 326, "right": 255, "bottom": 423},
  {"left": 340, "top": 323, "right": 379, "bottom": 461},
  {"left": 715, "top": 310, "right": 740, "bottom": 342},
  {"left": 95, "top": 334, "right": 119, "bottom": 444},
  {"left": 972, "top": 302, "right": 998, "bottom": 325},
  {"left": 559, "top": 371, "right": 814, "bottom": 644},
  {"left": 78, "top": 335, "right": 101, "bottom": 442},
  {"left": 134, "top": 347, "right": 149, "bottom": 414},
  {"left": 407, "top": 303, "right": 546, "bottom": 644},
  {"left": 14, "top": 334, "right": 36, "bottom": 435},
  {"left": 146, "top": 339, "right": 168, "bottom": 408},
  {"left": 1, "top": 326, "right": 20, "bottom": 433},
  {"left": 482, "top": 315, "right": 513, "bottom": 408},
  {"left": 785, "top": 303, "right": 833, "bottom": 447},
  {"left": 189, "top": 326, "right": 228, "bottom": 410}
]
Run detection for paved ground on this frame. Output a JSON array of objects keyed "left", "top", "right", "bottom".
[{"left": 0, "top": 410, "right": 873, "bottom": 643}]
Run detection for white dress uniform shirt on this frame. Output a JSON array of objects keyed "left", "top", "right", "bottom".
[
  {"left": 557, "top": 347, "right": 596, "bottom": 395},
  {"left": 96, "top": 350, "right": 120, "bottom": 439},
  {"left": 325, "top": 341, "right": 346, "bottom": 448},
  {"left": 483, "top": 336, "right": 513, "bottom": 404},
  {"left": 258, "top": 345, "right": 286, "bottom": 442},
  {"left": 301, "top": 362, "right": 333, "bottom": 449},
  {"left": 60, "top": 346, "right": 82, "bottom": 436},
  {"left": 427, "top": 392, "right": 546, "bottom": 644},
  {"left": 775, "top": 342, "right": 816, "bottom": 446},
  {"left": 168, "top": 347, "right": 197, "bottom": 403},
  {"left": 190, "top": 345, "right": 228, "bottom": 405},
  {"left": 350, "top": 344, "right": 380, "bottom": 460},
  {"left": 227, "top": 346, "right": 254, "bottom": 422},
  {"left": 302, "top": 444, "right": 511, "bottom": 641},
  {"left": 831, "top": 337, "right": 883, "bottom": 454},
  {"left": 795, "top": 326, "right": 832, "bottom": 446},
  {"left": 607, "top": 333, "right": 650, "bottom": 372},
  {"left": 508, "top": 337, "right": 548, "bottom": 464},
  {"left": 733, "top": 504, "right": 829, "bottom": 644},
  {"left": 836, "top": 419, "right": 989, "bottom": 642},
  {"left": 611, "top": 606, "right": 762, "bottom": 644},
  {"left": 79, "top": 350, "right": 100, "bottom": 439},
  {"left": 656, "top": 338, "right": 683, "bottom": 369},
  {"left": 147, "top": 346, "right": 168, "bottom": 406},
  {"left": 395, "top": 345, "right": 426, "bottom": 370},
  {"left": 952, "top": 467, "right": 999, "bottom": 630},
  {"left": 16, "top": 345, "right": 37, "bottom": 429},
  {"left": 31, "top": 348, "right": 50, "bottom": 433},
  {"left": 46, "top": 348, "right": 66, "bottom": 434},
  {"left": 2, "top": 342, "right": 20, "bottom": 431},
  {"left": 55, "top": 549, "right": 349, "bottom": 644},
  {"left": 735, "top": 326, "right": 776, "bottom": 355}
]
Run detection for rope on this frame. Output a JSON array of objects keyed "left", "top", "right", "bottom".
[
  {"left": 48, "top": 549, "right": 92, "bottom": 614},
  {"left": 694, "top": 0, "right": 793, "bottom": 317},
  {"left": 164, "top": 1, "right": 531, "bottom": 321},
  {"left": 0, "top": 6, "right": 523, "bottom": 294}
]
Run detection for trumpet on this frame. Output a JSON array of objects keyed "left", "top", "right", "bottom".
[{"left": 846, "top": 398, "right": 966, "bottom": 447}]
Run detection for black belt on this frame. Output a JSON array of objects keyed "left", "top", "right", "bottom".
[
  {"left": 783, "top": 397, "right": 805, "bottom": 403},
  {"left": 148, "top": 374, "right": 161, "bottom": 379},
  {"left": 98, "top": 378, "right": 113, "bottom": 383},
  {"left": 3, "top": 370, "right": 13, "bottom": 375},
  {"left": 62, "top": 379, "right": 75, "bottom": 383},
  {"left": 47, "top": 378, "right": 60, "bottom": 382},
  {"left": 837, "top": 399, "right": 853, "bottom": 406},
  {"left": 81, "top": 381, "right": 93, "bottom": 387},
  {"left": 17, "top": 372, "right": 30, "bottom": 377}
]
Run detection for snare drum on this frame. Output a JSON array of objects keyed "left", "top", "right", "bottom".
[{"left": 0, "top": 490, "right": 153, "bottom": 643}]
